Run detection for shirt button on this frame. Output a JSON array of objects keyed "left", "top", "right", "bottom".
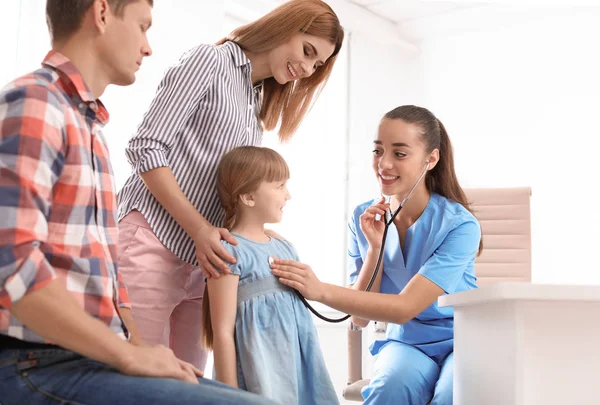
[
  {"left": 90, "top": 102, "right": 98, "bottom": 112},
  {"left": 247, "top": 127, "right": 251, "bottom": 132},
  {"left": 248, "top": 104, "right": 253, "bottom": 109},
  {"left": 78, "top": 102, "right": 86, "bottom": 110}
]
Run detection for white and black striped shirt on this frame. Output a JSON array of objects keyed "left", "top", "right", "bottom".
[{"left": 117, "top": 41, "right": 263, "bottom": 265}]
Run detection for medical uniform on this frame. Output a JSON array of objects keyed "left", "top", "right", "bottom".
[
  {"left": 222, "top": 235, "right": 339, "bottom": 405},
  {"left": 348, "top": 193, "right": 481, "bottom": 405}
]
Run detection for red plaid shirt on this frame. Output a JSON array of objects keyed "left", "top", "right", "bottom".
[{"left": 0, "top": 51, "right": 130, "bottom": 343}]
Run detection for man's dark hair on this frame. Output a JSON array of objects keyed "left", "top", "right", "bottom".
[{"left": 46, "top": 0, "right": 153, "bottom": 43}]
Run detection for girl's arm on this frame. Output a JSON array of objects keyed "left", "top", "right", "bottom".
[{"left": 207, "top": 274, "right": 240, "bottom": 388}]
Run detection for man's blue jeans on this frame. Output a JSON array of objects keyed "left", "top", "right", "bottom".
[{"left": 0, "top": 347, "right": 277, "bottom": 404}]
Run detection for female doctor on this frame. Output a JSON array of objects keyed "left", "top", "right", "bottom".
[{"left": 271, "top": 105, "right": 482, "bottom": 405}]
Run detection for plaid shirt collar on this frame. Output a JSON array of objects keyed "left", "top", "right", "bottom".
[{"left": 42, "top": 50, "right": 110, "bottom": 125}]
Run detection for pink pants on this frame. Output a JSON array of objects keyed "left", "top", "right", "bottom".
[{"left": 117, "top": 211, "right": 207, "bottom": 370}]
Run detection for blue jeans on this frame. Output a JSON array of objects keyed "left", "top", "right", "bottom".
[{"left": 0, "top": 347, "right": 277, "bottom": 405}]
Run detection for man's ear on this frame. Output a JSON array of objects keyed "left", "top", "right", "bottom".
[{"left": 91, "top": 0, "right": 111, "bottom": 34}]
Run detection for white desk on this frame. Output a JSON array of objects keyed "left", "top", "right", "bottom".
[{"left": 438, "top": 283, "right": 600, "bottom": 405}]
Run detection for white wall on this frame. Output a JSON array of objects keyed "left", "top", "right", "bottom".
[
  {"left": 346, "top": 31, "right": 424, "bottom": 217},
  {"left": 0, "top": 1, "right": 20, "bottom": 86},
  {"left": 416, "top": 7, "right": 600, "bottom": 285}
]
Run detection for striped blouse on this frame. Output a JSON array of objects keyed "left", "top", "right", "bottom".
[{"left": 117, "top": 41, "right": 263, "bottom": 265}]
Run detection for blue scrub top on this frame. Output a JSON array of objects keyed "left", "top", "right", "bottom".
[{"left": 347, "top": 193, "right": 481, "bottom": 362}]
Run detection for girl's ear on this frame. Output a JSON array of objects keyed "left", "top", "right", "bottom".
[{"left": 239, "top": 193, "right": 255, "bottom": 207}]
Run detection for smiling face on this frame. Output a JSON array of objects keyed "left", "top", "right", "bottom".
[
  {"left": 267, "top": 32, "right": 336, "bottom": 84},
  {"left": 372, "top": 118, "right": 439, "bottom": 198},
  {"left": 245, "top": 179, "right": 292, "bottom": 224}
]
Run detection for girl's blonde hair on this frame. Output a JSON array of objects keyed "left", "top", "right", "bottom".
[
  {"left": 202, "top": 146, "right": 290, "bottom": 350},
  {"left": 218, "top": 0, "right": 344, "bottom": 142}
]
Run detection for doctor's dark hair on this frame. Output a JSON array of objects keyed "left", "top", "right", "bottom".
[
  {"left": 383, "top": 105, "right": 483, "bottom": 254},
  {"left": 201, "top": 146, "right": 290, "bottom": 350},
  {"left": 46, "top": 0, "right": 153, "bottom": 43},
  {"left": 218, "top": 0, "right": 344, "bottom": 142}
]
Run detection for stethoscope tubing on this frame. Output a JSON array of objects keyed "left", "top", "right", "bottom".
[{"left": 295, "top": 163, "right": 430, "bottom": 323}]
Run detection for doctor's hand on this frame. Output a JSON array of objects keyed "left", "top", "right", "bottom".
[
  {"left": 193, "top": 224, "right": 237, "bottom": 279},
  {"left": 270, "top": 260, "right": 327, "bottom": 302},
  {"left": 359, "top": 197, "right": 389, "bottom": 249}
]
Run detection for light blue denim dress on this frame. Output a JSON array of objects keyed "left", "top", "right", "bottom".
[{"left": 221, "top": 234, "right": 339, "bottom": 405}]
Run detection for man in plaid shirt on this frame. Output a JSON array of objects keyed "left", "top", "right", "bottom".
[{"left": 0, "top": 1, "right": 275, "bottom": 404}]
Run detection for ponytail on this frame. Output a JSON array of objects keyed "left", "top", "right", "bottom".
[
  {"left": 223, "top": 197, "right": 239, "bottom": 230},
  {"left": 201, "top": 287, "right": 213, "bottom": 350},
  {"left": 425, "top": 119, "right": 462, "bottom": 209}
]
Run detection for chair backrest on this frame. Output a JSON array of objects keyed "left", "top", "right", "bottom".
[{"left": 464, "top": 187, "right": 532, "bottom": 287}]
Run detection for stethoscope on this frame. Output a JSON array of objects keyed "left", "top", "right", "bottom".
[{"left": 272, "top": 161, "right": 431, "bottom": 323}]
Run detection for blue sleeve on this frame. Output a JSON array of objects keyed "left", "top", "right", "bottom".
[
  {"left": 347, "top": 213, "right": 364, "bottom": 286},
  {"left": 281, "top": 239, "right": 300, "bottom": 261},
  {"left": 220, "top": 241, "right": 242, "bottom": 276},
  {"left": 418, "top": 218, "right": 481, "bottom": 294}
]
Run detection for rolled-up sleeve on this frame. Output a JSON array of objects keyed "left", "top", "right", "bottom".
[
  {"left": 0, "top": 85, "right": 65, "bottom": 309},
  {"left": 126, "top": 45, "right": 218, "bottom": 174}
]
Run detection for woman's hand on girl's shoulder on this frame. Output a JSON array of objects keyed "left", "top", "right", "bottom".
[{"left": 193, "top": 224, "right": 238, "bottom": 279}]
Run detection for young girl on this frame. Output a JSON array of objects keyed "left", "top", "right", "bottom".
[
  {"left": 117, "top": 0, "right": 344, "bottom": 370},
  {"left": 201, "top": 146, "right": 339, "bottom": 405}
]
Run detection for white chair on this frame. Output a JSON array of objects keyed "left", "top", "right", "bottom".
[{"left": 342, "top": 187, "right": 532, "bottom": 402}]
